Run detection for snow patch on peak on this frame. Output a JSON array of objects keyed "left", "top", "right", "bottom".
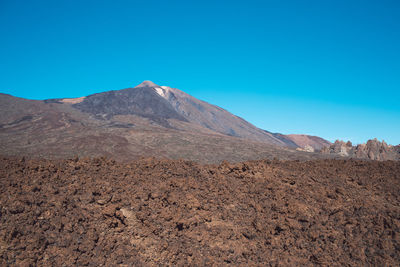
[{"left": 154, "top": 86, "right": 169, "bottom": 98}]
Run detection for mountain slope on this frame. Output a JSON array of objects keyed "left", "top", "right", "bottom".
[
  {"left": 286, "top": 134, "right": 332, "bottom": 151},
  {"left": 72, "top": 81, "right": 188, "bottom": 128},
  {"left": 147, "top": 82, "right": 299, "bottom": 147},
  {"left": 0, "top": 81, "right": 336, "bottom": 162},
  {"left": 71, "top": 81, "right": 302, "bottom": 147},
  {"left": 0, "top": 93, "right": 331, "bottom": 163}
]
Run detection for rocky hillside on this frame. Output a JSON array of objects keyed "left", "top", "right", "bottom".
[
  {"left": 72, "top": 81, "right": 187, "bottom": 128},
  {"left": 0, "top": 91, "right": 335, "bottom": 163},
  {"left": 321, "top": 139, "right": 400, "bottom": 160},
  {"left": 72, "top": 81, "right": 300, "bottom": 147},
  {"left": 0, "top": 81, "right": 336, "bottom": 162}
]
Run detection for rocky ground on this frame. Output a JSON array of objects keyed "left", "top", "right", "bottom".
[{"left": 1, "top": 157, "right": 399, "bottom": 266}]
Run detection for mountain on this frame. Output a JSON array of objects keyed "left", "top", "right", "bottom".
[
  {"left": 0, "top": 81, "right": 334, "bottom": 163},
  {"left": 71, "top": 81, "right": 188, "bottom": 128},
  {"left": 71, "top": 81, "right": 299, "bottom": 147}
]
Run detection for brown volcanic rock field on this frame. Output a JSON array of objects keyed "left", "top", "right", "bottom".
[{"left": 1, "top": 157, "right": 399, "bottom": 266}]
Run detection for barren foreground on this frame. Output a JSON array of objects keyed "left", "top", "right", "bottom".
[{"left": 1, "top": 157, "right": 399, "bottom": 266}]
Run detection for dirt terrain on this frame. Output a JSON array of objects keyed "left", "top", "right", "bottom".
[{"left": 1, "top": 157, "right": 399, "bottom": 266}]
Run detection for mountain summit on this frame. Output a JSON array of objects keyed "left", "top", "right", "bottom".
[{"left": 135, "top": 80, "right": 159, "bottom": 88}]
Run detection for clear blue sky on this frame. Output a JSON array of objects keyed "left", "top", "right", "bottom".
[{"left": 1, "top": 0, "right": 399, "bottom": 145}]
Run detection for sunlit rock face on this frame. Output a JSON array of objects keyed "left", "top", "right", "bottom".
[{"left": 321, "top": 139, "right": 399, "bottom": 161}]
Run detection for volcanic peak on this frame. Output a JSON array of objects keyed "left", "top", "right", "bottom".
[{"left": 135, "top": 80, "right": 159, "bottom": 88}]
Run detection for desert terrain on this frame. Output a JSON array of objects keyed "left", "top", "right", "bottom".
[{"left": 1, "top": 156, "right": 399, "bottom": 266}]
